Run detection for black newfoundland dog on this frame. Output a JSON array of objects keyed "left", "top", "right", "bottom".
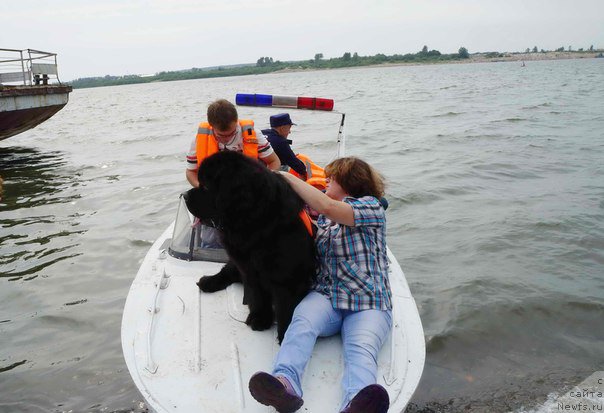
[{"left": 185, "top": 151, "right": 316, "bottom": 343}]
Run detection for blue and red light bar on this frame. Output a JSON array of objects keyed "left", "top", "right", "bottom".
[{"left": 236, "top": 93, "right": 334, "bottom": 111}]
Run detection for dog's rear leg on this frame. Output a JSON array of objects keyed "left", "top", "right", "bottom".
[{"left": 197, "top": 260, "right": 241, "bottom": 292}]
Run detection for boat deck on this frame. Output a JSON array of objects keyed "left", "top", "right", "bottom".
[{"left": 0, "top": 84, "right": 72, "bottom": 97}]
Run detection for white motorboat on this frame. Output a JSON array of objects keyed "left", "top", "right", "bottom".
[{"left": 121, "top": 95, "right": 425, "bottom": 412}]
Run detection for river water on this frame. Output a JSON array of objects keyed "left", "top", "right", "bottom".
[{"left": 1, "top": 59, "right": 603, "bottom": 413}]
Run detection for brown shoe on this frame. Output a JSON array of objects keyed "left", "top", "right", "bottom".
[
  {"left": 249, "top": 371, "right": 303, "bottom": 413},
  {"left": 340, "top": 384, "right": 390, "bottom": 413}
]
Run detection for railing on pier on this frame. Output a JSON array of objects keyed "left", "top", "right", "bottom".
[{"left": 0, "top": 48, "right": 64, "bottom": 86}]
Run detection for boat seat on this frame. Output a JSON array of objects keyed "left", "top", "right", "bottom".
[{"left": 31, "top": 63, "right": 58, "bottom": 75}]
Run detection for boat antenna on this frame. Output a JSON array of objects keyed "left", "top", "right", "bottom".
[{"left": 336, "top": 112, "right": 346, "bottom": 158}]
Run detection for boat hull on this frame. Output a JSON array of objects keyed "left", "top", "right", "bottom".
[
  {"left": 0, "top": 85, "right": 71, "bottom": 140},
  {"left": 122, "top": 223, "right": 425, "bottom": 412}
]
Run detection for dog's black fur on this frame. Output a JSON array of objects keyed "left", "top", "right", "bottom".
[{"left": 185, "top": 151, "right": 316, "bottom": 343}]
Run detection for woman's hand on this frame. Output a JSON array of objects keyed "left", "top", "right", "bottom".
[{"left": 277, "top": 171, "right": 354, "bottom": 226}]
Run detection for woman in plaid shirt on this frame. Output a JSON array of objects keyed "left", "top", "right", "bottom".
[{"left": 249, "top": 157, "right": 392, "bottom": 413}]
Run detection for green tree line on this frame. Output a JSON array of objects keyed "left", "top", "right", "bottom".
[
  {"left": 68, "top": 45, "right": 599, "bottom": 89},
  {"left": 68, "top": 46, "right": 472, "bottom": 89}
]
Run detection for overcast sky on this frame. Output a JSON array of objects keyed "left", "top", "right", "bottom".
[{"left": 2, "top": 0, "right": 603, "bottom": 81}]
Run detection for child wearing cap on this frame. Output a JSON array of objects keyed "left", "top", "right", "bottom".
[{"left": 262, "top": 113, "right": 308, "bottom": 181}]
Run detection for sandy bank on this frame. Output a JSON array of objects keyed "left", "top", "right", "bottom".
[{"left": 270, "top": 51, "right": 602, "bottom": 75}]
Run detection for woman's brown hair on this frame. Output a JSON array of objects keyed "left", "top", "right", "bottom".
[{"left": 324, "top": 157, "right": 385, "bottom": 199}]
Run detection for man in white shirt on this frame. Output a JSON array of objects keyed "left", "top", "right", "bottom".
[{"left": 186, "top": 99, "right": 280, "bottom": 187}]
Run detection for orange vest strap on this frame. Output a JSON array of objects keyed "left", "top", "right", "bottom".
[
  {"left": 239, "top": 119, "right": 258, "bottom": 158},
  {"left": 299, "top": 210, "right": 314, "bottom": 236}
]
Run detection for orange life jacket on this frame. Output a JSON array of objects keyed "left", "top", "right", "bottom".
[
  {"left": 195, "top": 119, "right": 258, "bottom": 166},
  {"left": 289, "top": 153, "right": 327, "bottom": 190},
  {"left": 299, "top": 210, "right": 314, "bottom": 236}
]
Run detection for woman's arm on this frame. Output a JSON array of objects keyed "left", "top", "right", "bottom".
[{"left": 279, "top": 171, "right": 355, "bottom": 226}]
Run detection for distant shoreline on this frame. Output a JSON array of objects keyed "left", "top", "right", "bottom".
[
  {"left": 466, "top": 51, "right": 600, "bottom": 64},
  {"left": 272, "top": 52, "right": 601, "bottom": 74},
  {"left": 68, "top": 51, "right": 602, "bottom": 89}
]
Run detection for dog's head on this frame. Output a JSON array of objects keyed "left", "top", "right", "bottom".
[
  {"left": 184, "top": 185, "right": 220, "bottom": 225},
  {"left": 185, "top": 151, "right": 272, "bottom": 228}
]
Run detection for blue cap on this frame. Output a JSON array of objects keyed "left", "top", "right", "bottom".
[{"left": 270, "top": 113, "right": 296, "bottom": 128}]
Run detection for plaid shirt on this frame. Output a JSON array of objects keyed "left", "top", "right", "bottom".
[{"left": 314, "top": 196, "right": 392, "bottom": 311}]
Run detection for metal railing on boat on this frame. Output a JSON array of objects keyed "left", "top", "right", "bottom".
[{"left": 0, "top": 48, "right": 64, "bottom": 86}]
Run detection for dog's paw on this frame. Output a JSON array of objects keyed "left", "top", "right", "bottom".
[
  {"left": 196, "top": 275, "right": 225, "bottom": 292},
  {"left": 245, "top": 312, "right": 273, "bottom": 331}
]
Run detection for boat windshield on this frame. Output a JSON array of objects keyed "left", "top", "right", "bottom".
[{"left": 168, "top": 194, "right": 229, "bottom": 263}]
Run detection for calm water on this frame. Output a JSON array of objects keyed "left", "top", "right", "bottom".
[{"left": 1, "top": 59, "right": 603, "bottom": 413}]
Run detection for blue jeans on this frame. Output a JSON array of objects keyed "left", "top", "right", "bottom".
[{"left": 272, "top": 291, "right": 392, "bottom": 409}]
